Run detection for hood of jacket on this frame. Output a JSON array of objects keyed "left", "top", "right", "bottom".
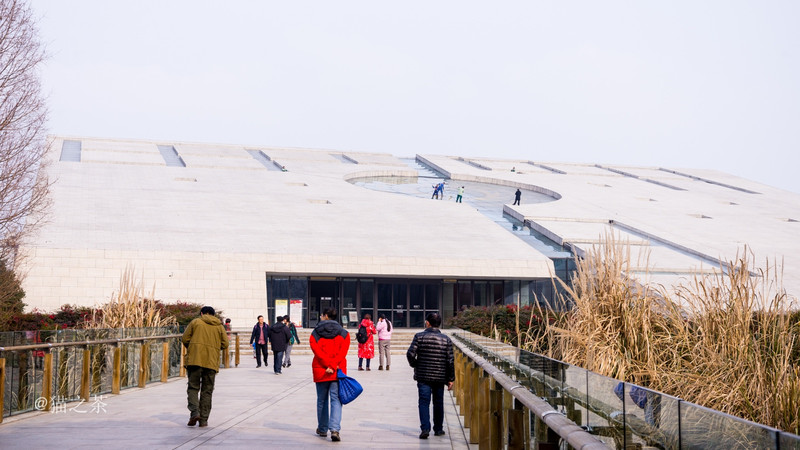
[
  {"left": 270, "top": 321, "right": 287, "bottom": 332},
  {"left": 201, "top": 314, "right": 222, "bottom": 326},
  {"left": 314, "top": 319, "right": 347, "bottom": 339}
]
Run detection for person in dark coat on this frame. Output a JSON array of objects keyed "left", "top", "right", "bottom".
[
  {"left": 268, "top": 315, "right": 292, "bottom": 374},
  {"left": 249, "top": 315, "right": 269, "bottom": 368},
  {"left": 406, "top": 313, "right": 455, "bottom": 439},
  {"left": 513, "top": 188, "right": 522, "bottom": 205}
]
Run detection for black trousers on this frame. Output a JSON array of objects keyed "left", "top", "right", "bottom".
[{"left": 255, "top": 343, "right": 269, "bottom": 366}]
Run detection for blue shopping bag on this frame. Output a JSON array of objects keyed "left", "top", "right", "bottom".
[{"left": 337, "top": 369, "right": 363, "bottom": 405}]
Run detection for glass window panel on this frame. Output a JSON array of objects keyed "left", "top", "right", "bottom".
[
  {"left": 425, "top": 284, "right": 439, "bottom": 310},
  {"left": 360, "top": 280, "right": 374, "bottom": 310},
  {"left": 490, "top": 282, "right": 503, "bottom": 305},
  {"left": 377, "top": 283, "right": 392, "bottom": 310},
  {"left": 393, "top": 283, "right": 407, "bottom": 310},
  {"left": 442, "top": 283, "right": 455, "bottom": 323},
  {"left": 342, "top": 279, "right": 357, "bottom": 327},
  {"left": 392, "top": 309, "right": 405, "bottom": 328},
  {"left": 519, "top": 280, "right": 530, "bottom": 307},
  {"left": 377, "top": 310, "right": 392, "bottom": 326},
  {"left": 410, "top": 310, "right": 425, "bottom": 328},
  {"left": 504, "top": 280, "right": 517, "bottom": 305},
  {"left": 457, "top": 281, "right": 473, "bottom": 311},
  {"left": 409, "top": 283, "right": 424, "bottom": 310},
  {"left": 473, "top": 282, "right": 487, "bottom": 307}
]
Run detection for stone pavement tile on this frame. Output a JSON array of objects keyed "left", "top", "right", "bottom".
[{"left": 0, "top": 354, "right": 476, "bottom": 450}]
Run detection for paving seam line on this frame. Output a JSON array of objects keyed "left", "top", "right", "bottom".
[{"left": 173, "top": 376, "right": 313, "bottom": 450}]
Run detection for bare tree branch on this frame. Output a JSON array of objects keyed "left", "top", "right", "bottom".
[{"left": 0, "top": 0, "right": 51, "bottom": 266}]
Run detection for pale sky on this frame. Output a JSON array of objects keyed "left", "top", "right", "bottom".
[{"left": 30, "top": 1, "right": 800, "bottom": 193}]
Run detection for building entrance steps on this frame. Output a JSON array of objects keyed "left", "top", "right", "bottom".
[
  {"left": 0, "top": 354, "right": 475, "bottom": 449},
  {"left": 232, "top": 328, "right": 425, "bottom": 357}
]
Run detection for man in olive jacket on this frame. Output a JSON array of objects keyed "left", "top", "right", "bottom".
[
  {"left": 182, "top": 306, "right": 229, "bottom": 427},
  {"left": 406, "top": 313, "right": 455, "bottom": 439}
]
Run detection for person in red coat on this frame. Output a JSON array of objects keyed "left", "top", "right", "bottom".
[
  {"left": 310, "top": 308, "right": 349, "bottom": 442},
  {"left": 357, "top": 313, "right": 377, "bottom": 371}
]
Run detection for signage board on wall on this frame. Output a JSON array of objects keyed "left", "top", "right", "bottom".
[
  {"left": 289, "top": 299, "right": 303, "bottom": 327},
  {"left": 275, "top": 299, "right": 288, "bottom": 320}
]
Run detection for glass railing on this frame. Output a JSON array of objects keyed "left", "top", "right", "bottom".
[
  {"left": 450, "top": 329, "right": 800, "bottom": 450},
  {"left": 1, "top": 327, "right": 181, "bottom": 419}
]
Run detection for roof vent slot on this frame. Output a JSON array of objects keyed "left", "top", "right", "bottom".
[
  {"left": 246, "top": 149, "right": 281, "bottom": 170},
  {"left": 157, "top": 145, "right": 186, "bottom": 167},
  {"left": 60, "top": 140, "right": 82, "bottom": 162}
]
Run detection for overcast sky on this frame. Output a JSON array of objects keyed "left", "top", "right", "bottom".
[{"left": 30, "top": 1, "right": 800, "bottom": 193}]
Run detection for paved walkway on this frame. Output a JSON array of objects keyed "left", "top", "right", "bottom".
[{"left": 0, "top": 354, "right": 475, "bottom": 449}]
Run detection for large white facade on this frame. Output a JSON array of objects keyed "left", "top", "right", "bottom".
[{"left": 17, "top": 136, "right": 800, "bottom": 325}]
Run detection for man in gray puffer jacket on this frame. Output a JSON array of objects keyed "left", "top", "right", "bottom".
[{"left": 406, "top": 313, "right": 455, "bottom": 439}]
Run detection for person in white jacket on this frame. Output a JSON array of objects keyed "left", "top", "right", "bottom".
[{"left": 376, "top": 314, "right": 393, "bottom": 370}]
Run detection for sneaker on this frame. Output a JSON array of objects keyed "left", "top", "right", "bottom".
[
  {"left": 187, "top": 415, "right": 200, "bottom": 427},
  {"left": 434, "top": 430, "right": 446, "bottom": 436},
  {"left": 316, "top": 428, "right": 327, "bottom": 437},
  {"left": 358, "top": 367, "right": 364, "bottom": 371},
  {"left": 419, "top": 431, "right": 429, "bottom": 439},
  {"left": 199, "top": 421, "right": 208, "bottom": 428},
  {"left": 256, "top": 364, "right": 261, "bottom": 368},
  {"left": 287, "top": 363, "right": 291, "bottom": 367},
  {"left": 378, "top": 366, "right": 383, "bottom": 370},
  {"left": 330, "top": 431, "right": 341, "bottom": 441},
  {"left": 386, "top": 365, "right": 390, "bottom": 371},
  {"left": 366, "top": 367, "right": 371, "bottom": 371}
]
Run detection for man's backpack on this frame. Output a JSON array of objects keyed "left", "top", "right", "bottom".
[{"left": 356, "top": 325, "right": 368, "bottom": 344}]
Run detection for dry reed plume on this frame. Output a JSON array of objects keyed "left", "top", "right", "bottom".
[
  {"left": 528, "top": 234, "right": 800, "bottom": 434},
  {"left": 89, "top": 266, "right": 176, "bottom": 330}
]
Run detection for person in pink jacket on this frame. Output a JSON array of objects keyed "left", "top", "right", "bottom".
[
  {"left": 357, "top": 314, "right": 377, "bottom": 370},
  {"left": 375, "top": 313, "right": 393, "bottom": 371}
]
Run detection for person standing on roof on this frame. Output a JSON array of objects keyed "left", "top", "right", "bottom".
[
  {"left": 513, "top": 188, "right": 521, "bottom": 205},
  {"left": 456, "top": 186, "right": 464, "bottom": 203}
]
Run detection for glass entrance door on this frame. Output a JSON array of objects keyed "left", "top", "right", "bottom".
[{"left": 309, "top": 280, "right": 339, "bottom": 328}]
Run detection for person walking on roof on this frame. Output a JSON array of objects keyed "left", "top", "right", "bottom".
[{"left": 456, "top": 186, "right": 464, "bottom": 203}]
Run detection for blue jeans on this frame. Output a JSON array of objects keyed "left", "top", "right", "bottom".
[
  {"left": 273, "top": 350, "right": 285, "bottom": 373},
  {"left": 316, "top": 380, "right": 342, "bottom": 432},
  {"left": 417, "top": 382, "right": 445, "bottom": 433}
]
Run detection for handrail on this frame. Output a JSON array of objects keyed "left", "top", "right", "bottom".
[
  {"left": 0, "top": 334, "right": 182, "bottom": 352},
  {"left": 451, "top": 335, "right": 609, "bottom": 449}
]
